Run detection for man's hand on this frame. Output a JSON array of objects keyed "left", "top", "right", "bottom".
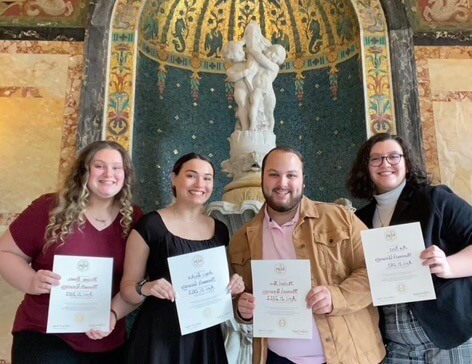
[{"left": 306, "top": 286, "right": 333, "bottom": 314}]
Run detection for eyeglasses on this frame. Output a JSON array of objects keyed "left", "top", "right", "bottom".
[{"left": 369, "top": 153, "right": 403, "bottom": 167}]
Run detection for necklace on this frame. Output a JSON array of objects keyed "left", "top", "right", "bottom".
[
  {"left": 86, "top": 204, "right": 117, "bottom": 226},
  {"left": 94, "top": 217, "right": 107, "bottom": 224}
]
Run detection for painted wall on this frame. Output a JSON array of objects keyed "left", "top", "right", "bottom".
[
  {"left": 0, "top": 39, "right": 84, "bottom": 363},
  {"left": 416, "top": 46, "right": 472, "bottom": 204}
]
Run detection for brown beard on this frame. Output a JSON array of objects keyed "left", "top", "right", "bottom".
[{"left": 262, "top": 188, "right": 303, "bottom": 213}]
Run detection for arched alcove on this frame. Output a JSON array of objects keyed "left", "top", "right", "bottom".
[{"left": 98, "top": 0, "right": 396, "bottom": 210}]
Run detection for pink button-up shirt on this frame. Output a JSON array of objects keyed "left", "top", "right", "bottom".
[{"left": 262, "top": 206, "right": 326, "bottom": 364}]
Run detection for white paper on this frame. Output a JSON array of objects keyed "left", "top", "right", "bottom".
[
  {"left": 168, "top": 246, "right": 234, "bottom": 335},
  {"left": 251, "top": 260, "right": 312, "bottom": 339},
  {"left": 361, "top": 222, "right": 436, "bottom": 306},
  {"left": 47, "top": 255, "right": 113, "bottom": 333}
]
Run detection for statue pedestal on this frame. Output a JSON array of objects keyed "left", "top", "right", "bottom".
[
  {"left": 222, "top": 172, "right": 264, "bottom": 204},
  {"left": 229, "top": 130, "right": 276, "bottom": 157},
  {"left": 221, "top": 130, "right": 276, "bottom": 182},
  {"left": 206, "top": 198, "right": 260, "bottom": 364}
]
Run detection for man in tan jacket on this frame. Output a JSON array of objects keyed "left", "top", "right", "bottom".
[{"left": 229, "top": 146, "right": 385, "bottom": 364}]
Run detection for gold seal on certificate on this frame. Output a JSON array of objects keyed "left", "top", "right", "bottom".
[
  {"left": 168, "top": 246, "right": 234, "bottom": 335},
  {"left": 361, "top": 222, "right": 436, "bottom": 306},
  {"left": 251, "top": 259, "right": 313, "bottom": 339},
  {"left": 47, "top": 255, "right": 113, "bottom": 333}
]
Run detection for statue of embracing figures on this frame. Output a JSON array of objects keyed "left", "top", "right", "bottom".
[
  {"left": 221, "top": 22, "right": 286, "bottom": 201},
  {"left": 222, "top": 22, "right": 286, "bottom": 133}
]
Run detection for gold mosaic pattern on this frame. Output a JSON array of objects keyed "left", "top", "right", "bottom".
[{"left": 138, "top": 0, "right": 360, "bottom": 74}]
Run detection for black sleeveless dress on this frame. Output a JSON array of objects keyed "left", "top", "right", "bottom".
[{"left": 126, "top": 212, "right": 229, "bottom": 364}]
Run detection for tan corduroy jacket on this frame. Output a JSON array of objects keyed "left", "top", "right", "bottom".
[{"left": 229, "top": 197, "right": 386, "bottom": 364}]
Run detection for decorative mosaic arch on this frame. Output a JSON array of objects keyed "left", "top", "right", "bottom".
[
  {"left": 103, "top": 0, "right": 395, "bottom": 151},
  {"left": 350, "top": 0, "right": 396, "bottom": 137}
]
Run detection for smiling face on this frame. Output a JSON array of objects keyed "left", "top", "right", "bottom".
[
  {"left": 87, "top": 148, "right": 125, "bottom": 201},
  {"left": 368, "top": 140, "right": 407, "bottom": 194},
  {"left": 171, "top": 158, "right": 214, "bottom": 206},
  {"left": 262, "top": 150, "right": 304, "bottom": 215}
]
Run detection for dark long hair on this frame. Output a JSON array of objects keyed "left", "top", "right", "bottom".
[
  {"left": 347, "top": 133, "right": 429, "bottom": 200},
  {"left": 171, "top": 153, "right": 215, "bottom": 197}
]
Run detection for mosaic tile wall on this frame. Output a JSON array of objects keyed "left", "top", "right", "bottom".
[{"left": 132, "top": 53, "right": 367, "bottom": 211}]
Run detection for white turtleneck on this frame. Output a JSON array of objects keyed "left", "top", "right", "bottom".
[{"left": 372, "top": 180, "right": 406, "bottom": 228}]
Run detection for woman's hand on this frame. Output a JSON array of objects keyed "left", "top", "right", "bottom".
[
  {"left": 228, "top": 273, "right": 245, "bottom": 296},
  {"left": 420, "top": 245, "right": 452, "bottom": 278},
  {"left": 86, "top": 310, "right": 116, "bottom": 340},
  {"left": 145, "top": 278, "right": 176, "bottom": 302},
  {"left": 28, "top": 269, "right": 61, "bottom": 295}
]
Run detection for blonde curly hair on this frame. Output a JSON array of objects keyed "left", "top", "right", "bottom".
[{"left": 43, "top": 141, "right": 136, "bottom": 252}]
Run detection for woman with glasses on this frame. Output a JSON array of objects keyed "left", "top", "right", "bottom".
[{"left": 347, "top": 133, "right": 472, "bottom": 363}]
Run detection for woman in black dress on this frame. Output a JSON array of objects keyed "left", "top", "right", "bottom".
[{"left": 120, "top": 152, "right": 245, "bottom": 363}]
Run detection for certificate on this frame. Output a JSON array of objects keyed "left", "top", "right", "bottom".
[
  {"left": 47, "top": 255, "right": 113, "bottom": 333},
  {"left": 251, "top": 260, "right": 312, "bottom": 339},
  {"left": 361, "top": 222, "right": 436, "bottom": 306},
  {"left": 168, "top": 246, "right": 234, "bottom": 335}
]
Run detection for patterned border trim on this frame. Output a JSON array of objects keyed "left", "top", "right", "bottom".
[
  {"left": 0, "top": 26, "right": 85, "bottom": 41},
  {"left": 414, "top": 32, "right": 472, "bottom": 45},
  {"left": 139, "top": 40, "right": 359, "bottom": 75},
  {"left": 102, "top": 0, "right": 145, "bottom": 151},
  {"left": 351, "top": 0, "right": 396, "bottom": 136}
]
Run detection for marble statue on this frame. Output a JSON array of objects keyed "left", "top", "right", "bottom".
[
  {"left": 247, "top": 44, "right": 286, "bottom": 132},
  {"left": 221, "top": 41, "right": 253, "bottom": 131},
  {"left": 221, "top": 22, "right": 286, "bottom": 200},
  {"left": 222, "top": 22, "right": 286, "bottom": 133}
]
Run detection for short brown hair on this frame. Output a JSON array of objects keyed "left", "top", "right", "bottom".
[{"left": 261, "top": 146, "right": 305, "bottom": 175}]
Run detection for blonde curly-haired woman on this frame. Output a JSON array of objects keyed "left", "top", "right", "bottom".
[{"left": 0, "top": 140, "right": 143, "bottom": 363}]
